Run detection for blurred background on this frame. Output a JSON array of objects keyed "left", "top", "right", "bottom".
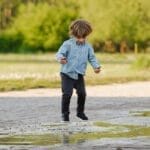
[{"left": 0, "top": 0, "right": 149, "bottom": 91}]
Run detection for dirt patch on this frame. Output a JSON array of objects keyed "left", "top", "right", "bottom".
[{"left": 0, "top": 81, "right": 150, "bottom": 97}]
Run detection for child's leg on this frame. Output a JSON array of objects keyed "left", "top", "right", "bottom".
[
  {"left": 75, "top": 74, "right": 88, "bottom": 120},
  {"left": 61, "top": 73, "right": 74, "bottom": 121}
]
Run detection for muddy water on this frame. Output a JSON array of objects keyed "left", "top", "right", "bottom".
[{"left": 0, "top": 97, "right": 150, "bottom": 150}]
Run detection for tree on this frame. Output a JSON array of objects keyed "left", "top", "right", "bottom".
[
  {"left": 0, "top": 1, "right": 78, "bottom": 53},
  {"left": 78, "top": 0, "right": 150, "bottom": 52}
]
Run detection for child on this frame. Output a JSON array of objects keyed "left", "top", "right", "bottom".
[{"left": 56, "top": 19, "right": 101, "bottom": 121}]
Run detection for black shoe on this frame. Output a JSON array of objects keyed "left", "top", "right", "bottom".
[
  {"left": 77, "top": 113, "right": 88, "bottom": 120},
  {"left": 62, "top": 114, "right": 69, "bottom": 122}
]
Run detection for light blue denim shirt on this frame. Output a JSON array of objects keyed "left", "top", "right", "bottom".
[{"left": 56, "top": 38, "right": 100, "bottom": 79}]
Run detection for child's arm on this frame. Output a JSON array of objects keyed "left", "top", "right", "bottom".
[
  {"left": 56, "top": 42, "right": 68, "bottom": 64},
  {"left": 88, "top": 46, "right": 101, "bottom": 73}
]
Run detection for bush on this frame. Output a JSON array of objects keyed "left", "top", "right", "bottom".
[
  {"left": 0, "top": 2, "right": 78, "bottom": 53},
  {"left": 78, "top": 0, "right": 150, "bottom": 52},
  {"left": 0, "top": 32, "right": 24, "bottom": 53}
]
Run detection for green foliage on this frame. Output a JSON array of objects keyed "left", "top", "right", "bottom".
[
  {"left": 0, "top": 32, "right": 23, "bottom": 53},
  {"left": 0, "top": 1, "right": 78, "bottom": 53},
  {"left": 0, "top": 0, "right": 149, "bottom": 53},
  {"left": 110, "top": 0, "right": 150, "bottom": 47},
  {"left": 132, "top": 55, "right": 150, "bottom": 69},
  {"left": 78, "top": 0, "right": 150, "bottom": 51}
]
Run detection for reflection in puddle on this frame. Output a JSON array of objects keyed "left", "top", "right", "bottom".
[
  {"left": 61, "top": 133, "right": 70, "bottom": 144},
  {"left": 61, "top": 132, "right": 86, "bottom": 145},
  {"left": 0, "top": 121, "right": 149, "bottom": 149}
]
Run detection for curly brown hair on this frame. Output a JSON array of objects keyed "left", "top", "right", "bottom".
[{"left": 69, "top": 19, "right": 92, "bottom": 38}]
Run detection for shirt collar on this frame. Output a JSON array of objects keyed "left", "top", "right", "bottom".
[{"left": 72, "top": 37, "right": 86, "bottom": 45}]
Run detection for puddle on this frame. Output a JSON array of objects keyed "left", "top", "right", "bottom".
[
  {"left": 0, "top": 121, "right": 149, "bottom": 148},
  {"left": 0, "top": 97, "right": 150, "bottom": 149}
]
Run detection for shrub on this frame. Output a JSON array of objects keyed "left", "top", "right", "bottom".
[
  {"left": 132, "top": 55, "right": 150, "bottom": 69},
  {"left": 0, "top": 2, "right": 78, "bottom": 53}
]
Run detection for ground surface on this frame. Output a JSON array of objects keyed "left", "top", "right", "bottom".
[
  {"left": 0, "top": 81, "right": 150, "bottom": 97},
  {"left": 0, "top": 82, "right": 150, "bottom": 150}
]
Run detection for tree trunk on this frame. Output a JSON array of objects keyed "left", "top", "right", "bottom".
[{"left": 120, "top": 40, "right": 128, "bottom": 53}]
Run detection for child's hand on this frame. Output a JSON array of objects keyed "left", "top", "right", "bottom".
[
  {"left": 60, "top": 57, "right": 67, "bottom": 64},
  {"left": 94, "top": 67, "right": 101, "bottom": 73}
]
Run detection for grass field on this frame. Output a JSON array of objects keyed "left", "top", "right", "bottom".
[{"left": 0, "top": 53, "right": 149, "bottom": 91}]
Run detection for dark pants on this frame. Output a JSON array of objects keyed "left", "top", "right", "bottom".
[{"left": 61, "top": 73, "right": 86, "bottom": 115}]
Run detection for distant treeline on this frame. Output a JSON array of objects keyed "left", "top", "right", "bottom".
[{"left": 0, "top": 0, "right": 149, "bottom": 53}]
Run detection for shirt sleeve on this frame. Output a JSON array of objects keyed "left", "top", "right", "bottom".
[
  {"left": 88, "top": 45, "right": 101, "bottom": 69},
  {"left": 56, "top": 42, "right": 69, "bottom": 62}
]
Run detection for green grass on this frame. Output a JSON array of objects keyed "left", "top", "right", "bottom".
[
  {"left": 0, "top": 78, "right": 60, "bottom": 91},
  {"left": 70, "top": 125, "right": 150, "bottom": 144},
  {"left": 69, "top": 121, "right": 150, "bottom": 144},
  {"left": 0, "top": 53, "right": 150, "bottom": 91},
  {"left": 131, "top": 55, "right": 150, "bottom": 69},
  {"left": 130, "top": 111, "right": 150, "bottom": 117},
  {"left": 0, "top": 134, "right": 61, "bottom": 145}
]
